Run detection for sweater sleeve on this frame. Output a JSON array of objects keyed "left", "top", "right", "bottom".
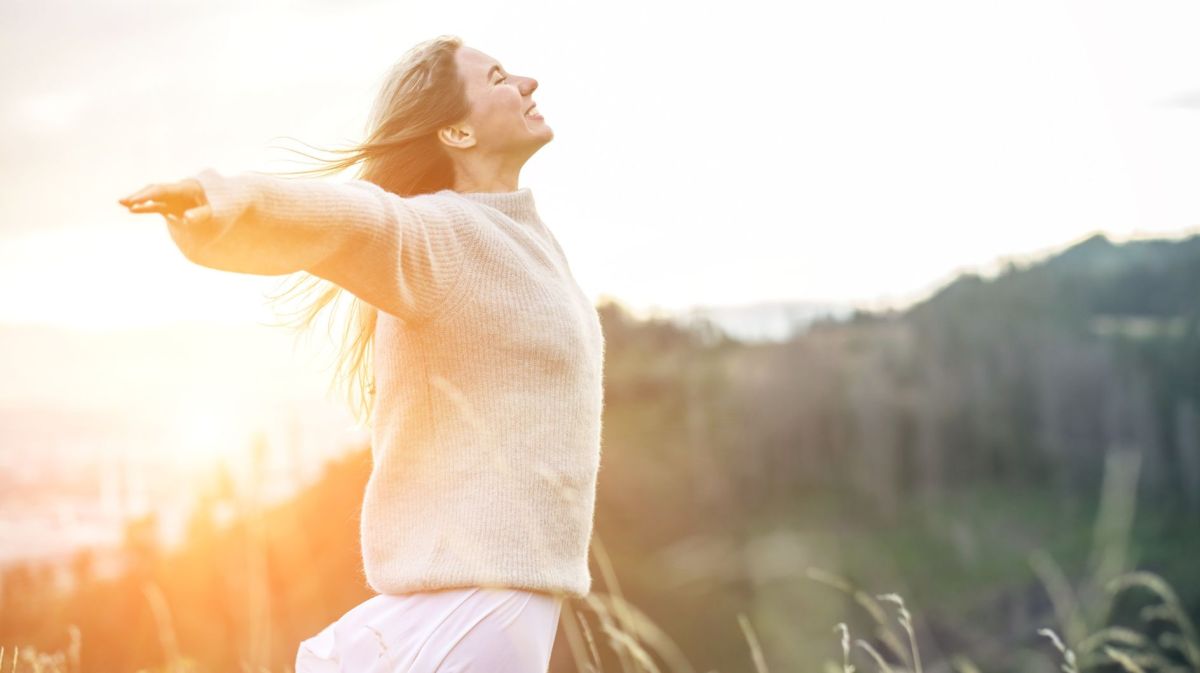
[{"left": 169, "top": 167, "right": 480, "bottom": 324}]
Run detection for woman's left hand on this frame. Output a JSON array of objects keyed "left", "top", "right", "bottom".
[{"left": 119, "top": 178, "right": 211, "bottom": 225}]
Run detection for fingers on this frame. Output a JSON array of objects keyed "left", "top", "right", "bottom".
[
  {"left": 127, "top": 201, "right": 173, "bottom": 215},
  {"left": 119, "top": 183, "right": 164, "bottom": 207},
  {"left": 119, "top": 179, "right": 203, "bottom": 218},
  {"left": 181, "top": 203, "right": 212, "bottom": 224},
  {"left": 146, "top": 204, "right": 211, "bottom": 231}
]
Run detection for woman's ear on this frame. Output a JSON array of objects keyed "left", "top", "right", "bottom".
[{"left": 439, "top": 124, "right": 477, "bottom": 150}]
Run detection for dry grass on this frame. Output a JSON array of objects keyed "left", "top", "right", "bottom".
[
  {"left": 2, "top": 559, "right": 1195, "bottom": 673},
  {"left": 6, "top": 451, "right": 1194, "bottom": 672}
]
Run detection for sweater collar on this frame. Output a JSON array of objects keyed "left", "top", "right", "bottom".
[{"left": 442, "top": 187, "right": 540, "bottom": 225}]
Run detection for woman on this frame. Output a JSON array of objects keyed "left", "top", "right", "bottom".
[{"left": 119, "top": 35, "right": 605, "bottom": 672}]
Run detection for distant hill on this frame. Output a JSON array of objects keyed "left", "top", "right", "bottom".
[{"left": 908, "top": 231, "right": 1200, "bottom": 327}]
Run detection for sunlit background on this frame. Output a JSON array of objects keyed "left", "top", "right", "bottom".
[{"left": 3, "top": 0, "right": 1200, "bottom": 671}]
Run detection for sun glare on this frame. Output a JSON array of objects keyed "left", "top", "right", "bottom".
[{"left": 168, "top": 396, "right": 253, "bottom": 469}]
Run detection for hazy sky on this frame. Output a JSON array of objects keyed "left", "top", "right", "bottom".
[{"left": 2, "top": 0, "right": 1199, "bottom": 329}]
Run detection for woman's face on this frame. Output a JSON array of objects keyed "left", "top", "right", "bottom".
[{"left": 447, "top": 46, "right": 552, "bottom": 156}]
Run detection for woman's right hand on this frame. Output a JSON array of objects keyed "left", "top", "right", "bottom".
[{"left": 118, "top": 178, "right": 211, "bottom": 226}]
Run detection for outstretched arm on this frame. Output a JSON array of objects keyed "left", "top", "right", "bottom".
[{"left": 122, "top": 168, "right": 481, "bottom": 325}]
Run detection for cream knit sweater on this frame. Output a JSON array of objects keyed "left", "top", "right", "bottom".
[{"left": 172, "top": 168, "right": 605, "bottom": 599}]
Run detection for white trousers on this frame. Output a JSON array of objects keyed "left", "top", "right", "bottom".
[{"left": 295, "top": 587, "right": 564, "bottom": 673}]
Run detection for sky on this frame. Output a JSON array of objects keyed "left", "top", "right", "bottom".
[{"left": 2, "top": 0, "right": 1200, "bottom": 329}]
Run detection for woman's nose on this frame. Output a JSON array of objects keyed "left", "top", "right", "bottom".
[{"left": 521, "top": 77, "right": 538, "bottom": 95}]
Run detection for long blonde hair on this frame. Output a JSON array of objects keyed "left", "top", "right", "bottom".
[{"left": 262, "top": 35, "right": 469, "bottom": 428}]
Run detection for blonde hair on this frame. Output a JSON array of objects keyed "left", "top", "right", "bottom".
[{"left": 262, "top": 34, "right": 469, "bottom": 428}]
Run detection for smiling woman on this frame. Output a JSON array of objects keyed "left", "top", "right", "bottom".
[{"left": 118, "top": 33, "right": 601, "bottom": 673}]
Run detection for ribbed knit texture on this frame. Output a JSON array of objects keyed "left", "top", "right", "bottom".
[{"left": 175, "top": 168, "right": 606, "bottom": 599}]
